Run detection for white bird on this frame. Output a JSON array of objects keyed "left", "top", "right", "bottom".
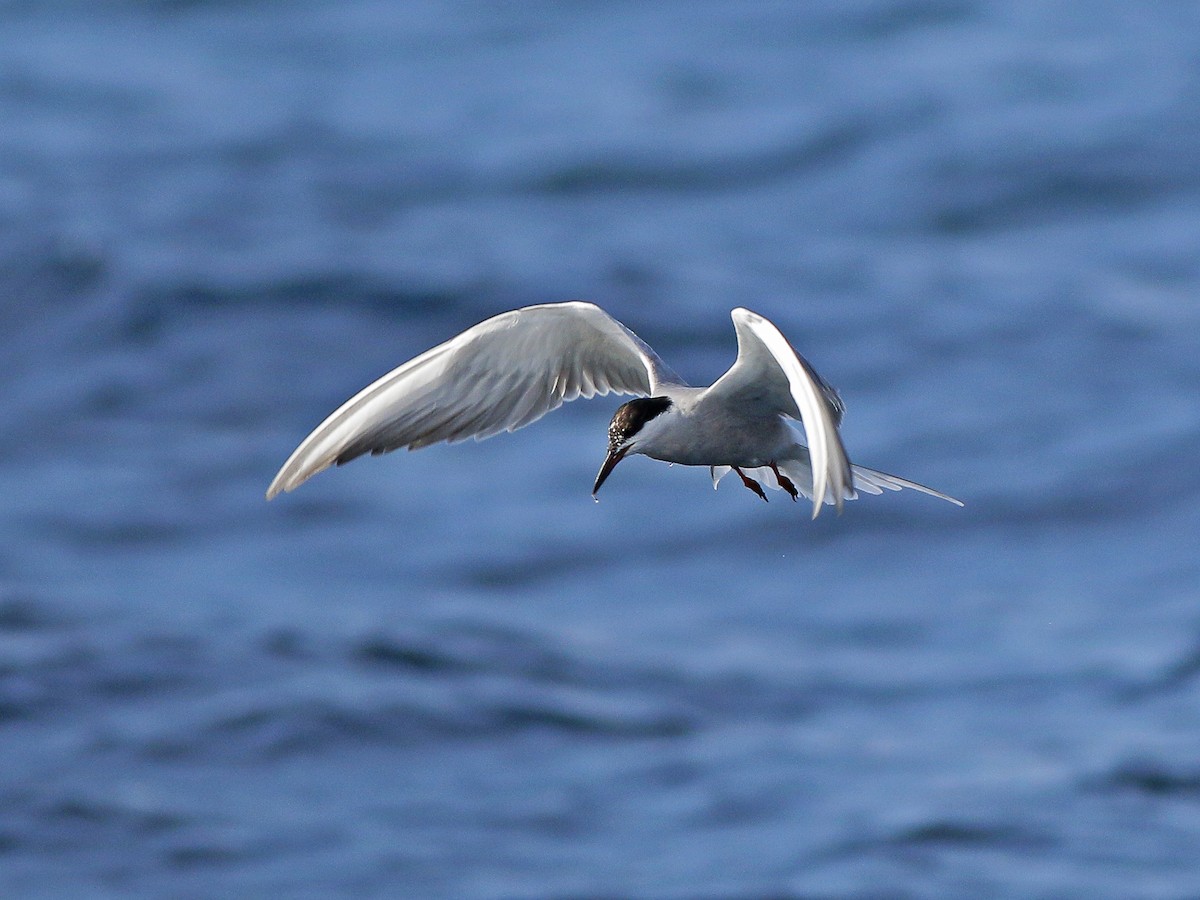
[{"left": 266, "top": 302, "right": 962, "bottom": 518}]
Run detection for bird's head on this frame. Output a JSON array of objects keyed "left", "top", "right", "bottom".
[{"left": 592, "top": 396, "right": 673, "bottom": 496}]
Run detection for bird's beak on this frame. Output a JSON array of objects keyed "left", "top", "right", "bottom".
[{"left": 592, "top": 445, "right": 630, "bottom": 496}]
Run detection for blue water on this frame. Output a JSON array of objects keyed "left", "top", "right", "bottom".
[{"left": 3, "top": 1, "right": 1200, "bottom": 896}]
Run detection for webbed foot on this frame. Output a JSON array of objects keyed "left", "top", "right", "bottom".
[
  {"left": 770, "top": 463, "right": 799, "bottom": 502},
  {"left": 733, "top": 466, "right": 768, "bottom": 502}
]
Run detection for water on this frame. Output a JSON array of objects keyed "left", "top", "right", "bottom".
[{"left": 2, "top": 1, "right": 1199, "bottom": 896}]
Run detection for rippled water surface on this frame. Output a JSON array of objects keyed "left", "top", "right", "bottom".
[{"left": 3, "top": 2, "right": 1200, "bottom": 897}]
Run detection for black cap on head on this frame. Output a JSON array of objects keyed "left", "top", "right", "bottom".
[
  {"left": 593, "top": 397, "right": 672, "bottom": 496},
  {"left": 606, "top": 396, "right": 673, "bottom": 452}
]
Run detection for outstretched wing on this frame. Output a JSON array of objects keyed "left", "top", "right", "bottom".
[
  {"left": 267, "top": 302, "right": 679, "bottom": 498},
  {"left": 705, "top": 308, "right": 852, "bottom": 518}
]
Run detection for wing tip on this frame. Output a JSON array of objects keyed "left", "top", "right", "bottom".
[
  {"left": 809, "top": 486, "right": 850, "bottom": 519},
  {"left": 264, "top": 474, "right": 290, "bottom": 501},
  {"left": 265, "top": 460, "right": 328, "bottom": 501}
]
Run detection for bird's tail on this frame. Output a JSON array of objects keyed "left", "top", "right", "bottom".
[{"left": 710, "top": 451, "right": 962, "bottom": 508}]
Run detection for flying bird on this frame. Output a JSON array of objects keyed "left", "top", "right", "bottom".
[{"left": 266, "top": 302, "right": 962, "bottom": 518}]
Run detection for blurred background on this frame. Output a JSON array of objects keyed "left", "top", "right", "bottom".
[{"left": 2, "top": 1, "right": 1199, "bottom": 896}]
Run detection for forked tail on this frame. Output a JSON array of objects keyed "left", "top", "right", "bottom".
[{"left": 710, "top": 451, "right": 962, "bottom": 509}]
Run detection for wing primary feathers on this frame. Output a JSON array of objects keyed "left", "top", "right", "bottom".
[{"left": 266, "top": 302, "right": 669, "bottom": 498}]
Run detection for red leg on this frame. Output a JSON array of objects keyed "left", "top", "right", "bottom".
[
  {"left": 733, "top": 466, "right": 768, "bottom": 502},
  {"left": 770, "top": 463, "right": 799, "bottom": 502}
]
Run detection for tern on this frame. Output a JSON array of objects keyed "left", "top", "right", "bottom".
[{"left": 266, "top": 302, "right": 962, "bottom": 517}]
